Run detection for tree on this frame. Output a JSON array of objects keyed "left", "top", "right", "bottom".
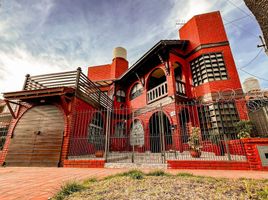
[{"left": 244, "top": 0, "right": 268, "bottom": 46}]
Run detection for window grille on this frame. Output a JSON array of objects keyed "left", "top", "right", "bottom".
[
  {"left": 191, "top": 52, "right": 228, "bottom": 86},
  {"left": 198, "top": 102, "right": 239, "bottom": 139},
  {"left": 87, "top": 112, "right": 105, "bottom": 149}
]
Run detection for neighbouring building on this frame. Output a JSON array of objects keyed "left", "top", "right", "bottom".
[
  {"left": 0, "top": 11, "right": 268, "bottom": 170},
  {"left": 243, "top": 77, "right": 268, "bottom": 137}
]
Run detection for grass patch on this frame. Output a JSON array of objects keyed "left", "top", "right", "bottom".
[
  {"left": 146, "top": 170, "right": 170, "bottom": 176},
  {"left": 53, "top": 181, "right": 85, "bottom": 200}
]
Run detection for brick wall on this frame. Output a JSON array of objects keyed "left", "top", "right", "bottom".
[
  {"left": 242, "top": 138, "right": 268, "bottom": 171},
  {"left": 63, "top": 159, "right": 105, "bottom": 168}
]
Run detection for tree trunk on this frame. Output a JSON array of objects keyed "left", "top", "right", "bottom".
[{"left": 244, "top": 0, "right": 268, "bottom": 46}]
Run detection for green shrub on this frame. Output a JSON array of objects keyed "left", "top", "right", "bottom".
[
  {"left": 234, "top": 120, "right": 254, "bottom": 139},
  {"left": 121, "top": 170, "right": 144, "bottom": 180},
  {"left": 53, "top": 181, "right": 85, "bottom": 200},
  {"left": 147, "top": 170, "right": 169, "bottom": 176}
]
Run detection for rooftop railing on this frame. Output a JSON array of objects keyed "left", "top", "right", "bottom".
[{"left": 23, "top": 68, "right": 113, "bottom": 109}]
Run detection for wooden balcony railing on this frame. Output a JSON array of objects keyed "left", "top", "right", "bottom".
[
  {"left": 176, "top": 80, "right": 186, "bottom": 96},
  {"left": 147, "top": 81, "right": 168, "bottom": 104},
  {"left": 22, "top": 68, "right": 113, "bottom": 109}
]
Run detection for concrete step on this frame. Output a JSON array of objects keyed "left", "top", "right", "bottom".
[{"left": 105, "top": 162, "right": 167, "bottom": 169}]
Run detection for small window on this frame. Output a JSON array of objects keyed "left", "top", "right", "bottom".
[
  {"left": 116, "top": 90, "right": 126, "bottom": 102},
  {"left": 190, "top": 52, "right": 228, "bottom": 86},
  {"left": 130, "top": 83, "right": 143, "bottom": 100},
  {"left": 88, "top": 112, "right": 105, "bottom": 150}
]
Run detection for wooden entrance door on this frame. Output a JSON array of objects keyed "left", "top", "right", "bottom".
[{"left": 5, "top": 105, "right": 64, "bottom": 167}]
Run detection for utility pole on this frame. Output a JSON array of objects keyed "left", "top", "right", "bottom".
[{"left": 257, "top": 35, "right": 268, "bottom": 56}]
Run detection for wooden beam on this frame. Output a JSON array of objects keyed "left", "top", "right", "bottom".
[
  {"left": 60, "top": 95, "right": 70, "bottom": 116},
  {"left": 4, "top": 100, "right": 16, "bottom": 119}
]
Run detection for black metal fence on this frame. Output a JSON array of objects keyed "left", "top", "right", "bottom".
[{"left": 67, "top": 95, "right": 268, "bottom": 164}]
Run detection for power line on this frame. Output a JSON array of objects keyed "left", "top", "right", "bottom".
[
  {"left": 239, "top": 49, "right": 263, "bottom": 69},
  {"left": 226, "top": 0, "right": 255, "bottom": 20},
  {"left": 237, "top": 48, "right": 268, "bottom": 81},
  {"left": 239, "top": 68, "right": 268, "bottom": 82},
  {"left": 223, "top": 17, "right": 259, "bottom": 39},
  {"left": 223, "top": 14, "right": 251, "bottom": 25}
]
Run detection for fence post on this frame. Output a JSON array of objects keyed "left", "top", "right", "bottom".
[
  {"left": 131, "top": 111, "right": 135, "bottom": 163},
  {"left": 218, "top": 102, "right": 231, "bottom": 161},
  {"left": 160, "top": 104, "right": 166, "bottom": 163},
  {"left": 104, "top": 108, "right": 111, "bottom": 161},
  {"left": 75, "top": 67, "right": 81, "bottom": 95},
  {"left": 23, "top": 74, "right": 30, "bottom": 90}
]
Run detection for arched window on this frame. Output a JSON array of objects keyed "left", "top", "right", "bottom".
[
  {"left": 130, "top": 119, "right": 144, "bottom": 146},
  {"left": 116, "top": 90, "right": 126, "bottom": 102},
  {"left": 130, "top": 83, "right": 143, "bottom": 100},
  {"left": 114, "top": 121, "right": 126, "bottom": 137},
  {"left": 88, "top": 112, "right": 105, "bottom": 150}
]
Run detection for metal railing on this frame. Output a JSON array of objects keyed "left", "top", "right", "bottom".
[
  {"left": 176, "top": 80, "right": 186, "bottom": 96},
  {"left": 23, "top": 68, "right": 113, "bottom": 109},
  {"left": 147, "top": 81, "right": 168, "bottom": 104},
  {"left": 67, "top": 96, "right": 268, "bottom": 163}
]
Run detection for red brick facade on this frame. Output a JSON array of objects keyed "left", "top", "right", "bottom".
[{"left": 2, "top": 11, "right": 268, "bottom": 171}]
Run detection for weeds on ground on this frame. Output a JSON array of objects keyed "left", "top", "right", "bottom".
[
  {"left": 121, "top": 169, "right": 145, "bottom": 180},
  {"left": 104, "top": 169, "right": 145, "bottom": 180},
  {"left": 53, "top": 181, "right": 85, "bottom": 200},
  {"left": 257, "top": 186, "right": 268, "bottom": 200},
  {"left": 83, "top": 177, "right": 97, "bottom": 186}
]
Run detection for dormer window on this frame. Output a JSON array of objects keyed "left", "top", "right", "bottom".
[
  {"left": 130, "top": 83, "right": 143, "bottom": 100},
  {"left": 116, "top": 90, "right": 126, "bottom": 102}
]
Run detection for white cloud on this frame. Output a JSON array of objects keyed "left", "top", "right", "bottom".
[{"left": 0, "top": 0, "right": 267, "bottom": 97}]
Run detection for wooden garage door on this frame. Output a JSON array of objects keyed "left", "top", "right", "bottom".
[{"left": 5, "top": 105, "right": 64, "bottom": 167}]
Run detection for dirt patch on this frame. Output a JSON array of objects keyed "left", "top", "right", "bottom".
[{"left": 65, "top": 175, "right": 268, "bottom": 200}]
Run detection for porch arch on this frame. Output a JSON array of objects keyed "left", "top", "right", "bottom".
[
  {"left": 148, "top": 111, "right": 172, "bottom": 153},
  {"left": 147, "top": 68, "right": 166, "bottom": 91}
]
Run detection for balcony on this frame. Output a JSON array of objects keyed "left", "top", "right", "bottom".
[
  {"left": 147, "top": 81, "right": 168, "bottom": 104},
  {"left": 176, "top": 80, "right": 186, "bottom": 96}
]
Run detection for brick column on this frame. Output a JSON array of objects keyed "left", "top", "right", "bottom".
[{"left": 242, "top": 138, "right": 268, "bottom": 171}]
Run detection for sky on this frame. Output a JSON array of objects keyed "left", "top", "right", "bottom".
[{"left": 0, "top": 0, "right": 268, "bottom": 95}]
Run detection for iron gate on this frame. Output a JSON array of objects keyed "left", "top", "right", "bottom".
[{"left": 68, "top": 97, "right": 268, "bottom": 164}]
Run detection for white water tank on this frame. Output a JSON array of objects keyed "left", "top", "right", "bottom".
[
  {"left": 243, "top": 77, "right": 261, "bottom": 93},
  {"left": 113, "top": 47, "right": 127, "bottom": 60}
]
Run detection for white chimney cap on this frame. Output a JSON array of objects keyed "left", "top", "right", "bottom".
[{"left": 113, "top": 47, "right": 127, "bottom": 60}]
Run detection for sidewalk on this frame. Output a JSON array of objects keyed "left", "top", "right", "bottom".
[{"left": 0, "top": 167, "right": 267, "bottom": 200}]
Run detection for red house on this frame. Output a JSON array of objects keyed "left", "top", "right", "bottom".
[{"left": 1, "top": 11, "right": 268, "bottom": 170}]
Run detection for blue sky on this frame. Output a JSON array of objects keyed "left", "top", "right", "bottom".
[{"left": 0, "top": 0, "right": 267, "bottom": 95}]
